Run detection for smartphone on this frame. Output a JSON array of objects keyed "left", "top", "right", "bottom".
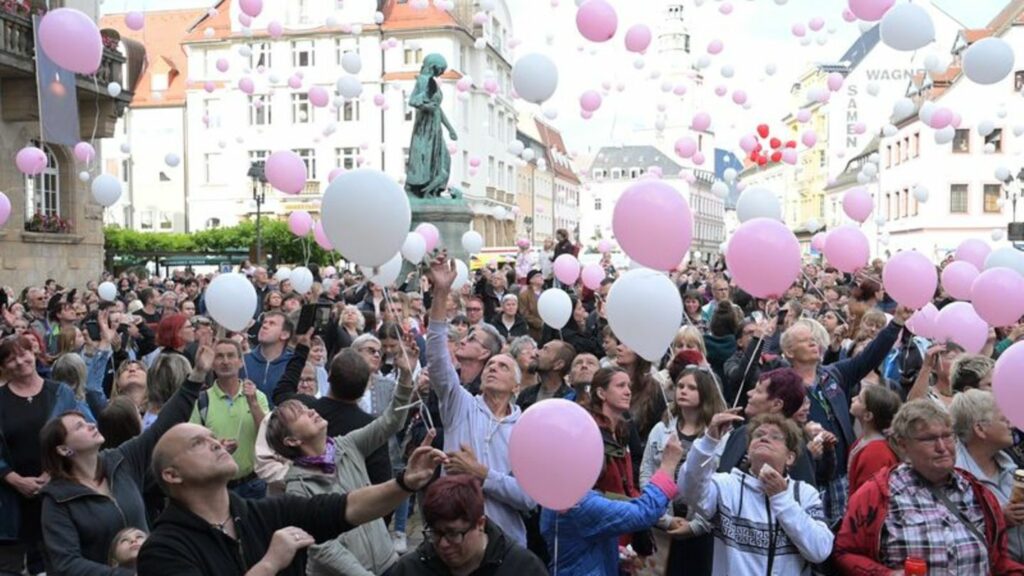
[
  {"left": 84, "top": 319, "right": 101, "bottom": 341},
  {"left": 297, "top": 303, "right": 332, "bottom": 335}
]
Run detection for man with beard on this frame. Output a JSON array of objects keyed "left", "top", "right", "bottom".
[{"left": 516, "top": 340, "right": 576, "bottom": 411}]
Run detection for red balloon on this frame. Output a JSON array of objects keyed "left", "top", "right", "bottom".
[
  {"left": 757, "top": 124, "right": 770, "bottom": 138},
  {"left": 749, "top": 151, "right": 760, "bottom": 162},
  {"left": 770, "top": 151, "right": 782, "bottom": 163},
  {"left": 757, "top": 156, "right": 768, "bottom": 166},
  {"left": 770, "top": 138, "right": 782, "bottom": 149},
  {"left": 753, "top": 143, "right": 762, "bottom": 152},
  {"left": 785, "top": 140, "right": 797, "bottom": 148}
]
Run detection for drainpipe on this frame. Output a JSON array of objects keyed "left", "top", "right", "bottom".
[{"left": 182, "top": 104, "right": 190, "bottom": 232}]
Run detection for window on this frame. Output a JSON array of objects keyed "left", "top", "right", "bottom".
[
  {"left": 204, "top": 153, "right": 221, "bottom": 184},
  {"left": 901, "top": 189, "right": 908, "bottom": 218},
  {"left": 403, "top": 48, "right": 423, "bottom": 66},
  {"left": 488, "top": 156, "right": 495, "bottom": 183},
  {"left": 288, "top": 0, "right": 313, "bottom": 25},
  {"left": 894, "top": 141, "right": 901, "bottom": 165},
  {"left": 462, "top": 151, "right": 469, "bottom": 180},
  {"left": 885, "top": 193, "right": 891, "bottom": 220},
  {"left": 293, "top": 148, "right": 316, "bottom": 180},
  {"left": 460, "top": 45, "right": 470, "bottom": 73},
  {"left": 594, "top": 196, "right": 602, "bottom": 210},
  {"left": 203, "top": 98, "right": 221, "bottom": 128},
  {"left": 140, "top": 211, "right": 153, "bottom": 230},
  {"left": 912, "top": 133, "right": 920, "bottom": 158},
  {"left": 25, "top": 143, "right": 59, "bottom": 219},
  {"left": 611, "top": 168, "right": 622, "bottom": 179},
  {"left": 249, "top": 95, "right": 271, "bottom": 125},
  {"left": 292, "top": 93, "right": 311, "bottom": 123},
  {"left": 292, "top": 40, "right": 315, "bottom": 68},
  {"left": 159, "top": 212, "right": 173, "bottom": 230},
  {"left": 984, "top": 184, "right": 1002, "bottom": 213},
  {"left": 592, "top": 169, "right": 605, "bottom": 179},
  {"left": 902, "top": 137, "right": 909, "bottom": 161},
  {"left": 950, "top": 184, "right": 968, "bottom": 214},
  {"left": 498, "top": 161, "right": 505, "bottom": 189},
  {"left": 336, "top": 147, "right": 358, "bottom": 170},
  {"left": 885, "top": 145, "right": 891, "bottom": 168},
  {"left": 341, "top": 100, "right": 360, "bottom": 122},
  {"left": 488, "top": 104, "right": 496, "bottom": 137},
  {"left": 953, "top": 129, "right": 970, "bottom": 153},
  {"left": 121, "top": 159, "right": 131, "bottom": 184},
  {"left": 629, "top": 167, "right": 641, "bottom": 179},
  {"left": 507, "top": 165, "right": 513, "bottom": 192},
  {"left": 1016, "top": 70, "right": 1024, "bottom": 92},
  {"left": 986, "top": 128, "right": 1003, "bottom": 152},
  {"left": 498, "top": 111, "right": 505, "bottom": 141},
  {"left": 250, "top": 42, "right": 272, "bottom": 69},
  {"left": 249, "top": 150, "right": 269, "bottom": 165}
]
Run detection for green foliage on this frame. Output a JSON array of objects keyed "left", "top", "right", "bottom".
[{"left": 104, "top": 220, "right": 337, "bottom": 267}]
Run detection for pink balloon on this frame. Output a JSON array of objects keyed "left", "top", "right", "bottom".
[
  {"left": 73, "top": 142, "right": 95, "bottom": 163},
  {"left": 726, "top": 219, "right": 801, "bottom": 299},
  {"left": 214, "top": 58, "right": 228, "bottom": 73},
  {"left": 935, "top": 301, "right": 988, "bottom": 353},
  {"left": 288, "top": 210, "right": 314, "bottom": 237},
  {"left": 739, "top": 134, "right": 758, "bottom": 153},
  {"left": 906, "top": 303, "right": 939, "bottom": 339},
  {"left": 288, "top": 75, "right": 303, "bottom": 90},
  {"left": 324, "top": 266, "right": 337, "bottom": 277},
  {"left": 309, "top": 86, "right": 329, "bottom": 107},
  {"left": 0, "top": 192, "right": 10, "bottom": 228},
  {"left": 598, "top": 239, "right": 612, "bottom": 254},
  {"left": 581, "top": 264, "right": 605, "bottom": 290},
  {"left": 576, "top": 0, "right": 618, "bottom": 43},
  {"left": 691, "top": 112, "right": 712, "bottom": 132},
  {"left": 415, "top": 223, "right": 440, "bottom": 253},
  {"left": 328, "top": 167, "right": 345, "bottom": 182},
  {"left": 204, "top": 81, "right": 216, "bottom": 93},
  {"left": 15, "top": 146, "right": 47, "bottom": 176},
  {"left": 719, "top": 2, "right": 733, "bottom": 15},
  {"left": 265, "top": 150, "right": 307, "bottom": 195},
  {"left": 811, "top": 232, "right": 827, "bottom": 253},
  {"left": 801, "top": 130, "right": 818, "bottom": 148},
  {"left": 848, "top": 0, "right": 895, "bottom": 22},
  {"left": 580, "top": 90, "right": 602, "bottom": 112},
  {"left": 955, "top": 239, "right": 991, "bottom": 271},
  {"left": 714, "top": 85, "right": 727, "bottom": 97},
  {"left": 554, "top": 254, "right": 581, "bottom": 285},
  {"left": 469, "top": 157, "right": 481, "bottom": 168},
  {"left": 732, "top": 90, "right": 748, "bottom": 105},
  {"left": 781, "top": 149, "right": 798, "bottom": 165},
  {"left": 238, "top": 13, "right": 252, "bottom": 27},
  {"left": 674, "top": 137, "right": 698, "bottom": 158},
  {"left": 824, "top": 225, "right": 870, "bottom": 273},
  {"left": 125, "top": 11, "right": 145, "bottom": 31},
  {"left": 483, "top": 79, "right": 499, "bottom": 94},
  {"left": 842, "top": 187, "right": 873, "bottom": 223},
  {"left": 842, "top": 8, "right": 857, "bottom": 22},
  {"left": 707, "top": 39, "right": 724, "bottom": 55},
  {"left": 882, "top": 251, "right": 937, "bottom": 310},
  {"left": 510, "top": 399, "right": 603, "bottom": 510},
  {"left": 994, "top": 342, "right": 1024, "bottom": 429},
  {"left": 796, "top": 109, "right": 812, "bottom": 123},
  {"left": 624, "top": 24, "right": 652, "bottom": 53},
  {"left": 692, "top": 152, "right": 706, "bottom": 166},
  {"left": 239, "top": 0, "right": 263, "bottom": 18},
  {"left": 940, "top": 261, "right": 979, "bottom": 301},
  {"left": 314, "top": 221, "right": 333, "bottom": 251},
  {"left": 373, "top": 93, "right": 386, "bottom": 107},
  {"left": 929, "top": 107, "right": 953, "bottom": 130},
  {"left": 971, "top": 267, "right": 1024, "bottom": 327},
  {"left": 809, "top": 16, "right": 825, "bottom": 31},
  {"left": 268, "top": 20, "right": 283, "bottom": 38},
  {"left": 38, "top": 8, "right": 103, "bottom": 75},
  {"left": 239, "top": 77, "right": 255, "bottom": 94},
  {"left": 827, "top": 72, "right": 844, "bottom": 92},
  {"left": 456, "top": 77, "right": 472, "bottom": 92},
  {"left": 792, "top": 23, "right": 807, "bottom": 37},
  {"left": 613, "top": 180, "right": 693, "bottom": 271}
]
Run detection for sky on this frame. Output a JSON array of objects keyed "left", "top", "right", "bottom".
[{"left": 98, "top": 0, "right": 1013, "bottom": 156}]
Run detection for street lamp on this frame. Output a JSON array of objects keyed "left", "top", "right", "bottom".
[
  {"left": 248, "top": 161, "right": 268, "bottom": 265},
  {"left": 1001, "top": 167, "right": 1024, "bottom": 222}
]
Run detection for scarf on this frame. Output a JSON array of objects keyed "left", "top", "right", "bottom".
[{"left": 294, "top": 437, "right": 336, "bottom": 475}]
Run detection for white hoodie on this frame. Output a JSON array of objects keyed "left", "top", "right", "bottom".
[{"left": 679, "top": 435, "right": 835, "bottom": 576}]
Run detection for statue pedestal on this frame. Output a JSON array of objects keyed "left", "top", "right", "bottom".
[{"left": 410, "top": 197, "right": 474, "bottom": 264}]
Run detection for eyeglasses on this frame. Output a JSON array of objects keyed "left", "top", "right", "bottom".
[
  {"left": 360, "top": 347, "right": 382, "bottom": 356},
  {"left": 909, "top": 432, "right": 955, "bottom": 446},
  {"left": 422, "top": 525, "right": 475, "bottom": 545},
  {"left": 751, "top": 429, "right": 787, "bottom": 443},
  {"left": 465, "top": 307, "right": 483, "bottom": 312},
  {"left": 299, "top": 376, "right": 317, "bottom": 384}
]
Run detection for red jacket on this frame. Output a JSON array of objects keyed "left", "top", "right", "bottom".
[
  {"left": 848, "top": 438, "right": 899, "bottom": 497},
  {"left": 834, "top": 465, "right": 1024, "bottom": 576}
]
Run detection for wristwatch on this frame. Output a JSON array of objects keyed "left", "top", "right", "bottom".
[{"left": 394, "top": 470, "right": 416, "bottom": 493}]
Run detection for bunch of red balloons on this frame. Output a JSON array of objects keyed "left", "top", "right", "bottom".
[{"left": 743, "top": 124, "right": 797, "bottom": 167}]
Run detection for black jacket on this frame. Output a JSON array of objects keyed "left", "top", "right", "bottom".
[
  {"left": 40, "top": 375, "right": 202, "bottom": 575},
  {"left": 516, "top": 382, "right": 575, "bottom": 412},
  {"left": 388, "top": 520, "right": 547, "bottom": 576},
  {"left": 488, "top": 314, "right": 529, "bottom": 341},
  {"left": 137, "top": 492, "right": 352, "bottom": 576}
]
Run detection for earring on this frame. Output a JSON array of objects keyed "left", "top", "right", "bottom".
[{"left": 63, "top": 448, "right": 75, "bottom": 457}]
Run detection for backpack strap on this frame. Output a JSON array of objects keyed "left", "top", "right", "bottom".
[{"left": 197, "top": 390, "right": 210, "bottom": 426}]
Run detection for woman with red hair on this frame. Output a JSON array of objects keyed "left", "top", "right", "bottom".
[{"left": 143, "top": 314, "right": 194, "bottom": 368}]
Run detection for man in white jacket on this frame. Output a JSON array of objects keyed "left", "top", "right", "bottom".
[{"left": 679, "top": 411, "right": 834, "bottom": 576}]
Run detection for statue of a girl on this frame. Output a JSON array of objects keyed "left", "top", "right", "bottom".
[{"left": 405, "top": 53, "right": 459, "bottom": 199}]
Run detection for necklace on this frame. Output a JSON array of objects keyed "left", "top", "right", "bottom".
[{"left": 210, "top": 514, "right": 232, "bottom": 533}]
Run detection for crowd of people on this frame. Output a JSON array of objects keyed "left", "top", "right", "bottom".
[{"left": 2, "top": 230, "right": 1024, "bottom": 575}]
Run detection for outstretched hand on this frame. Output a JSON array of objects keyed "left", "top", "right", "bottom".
[{"left": 426, "top": 252, "right": 458, "bottom": 294}]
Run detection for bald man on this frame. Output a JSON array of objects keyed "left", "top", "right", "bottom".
[{"left": 137, "top": 423, "right": 446, "bottom": 575}]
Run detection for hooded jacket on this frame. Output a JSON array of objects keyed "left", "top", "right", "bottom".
[
  {"left": 389, "top": 520, "right": 547, "bottom": 576},
  {"left": 244, "top": 345, "right": 294, "bottom": 403}
]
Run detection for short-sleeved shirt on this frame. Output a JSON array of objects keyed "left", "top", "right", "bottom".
[{"left": 190, "top": 381, "right": 269, "bottom": 478}]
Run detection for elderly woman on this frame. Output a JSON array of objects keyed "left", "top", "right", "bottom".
[
  {"left": 680, "top": 411, "right": 834, "bottom": 575},
  {"left": 952, "top": 390, "right": 1024, "bottom": 562},
  {"left": 835, "top": 399, "right": 1024, "bottom": 574},
  {"left": 489, "top": 294, "right": 528, "bottom": 341},
  {"left": 951, "top": 354, "right": 995, "bottom": 393}
]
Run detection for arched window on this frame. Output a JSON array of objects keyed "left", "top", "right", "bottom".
[{"left": 25, "top": 143, "right": 59, "bottom": 219}]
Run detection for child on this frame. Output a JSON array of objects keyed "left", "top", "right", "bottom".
[
  {"left": 108, "top": 527, "right": 147, "bottom": 570},
  {"left": 848, "top": 384, "right": 902, "bottom": 496}
]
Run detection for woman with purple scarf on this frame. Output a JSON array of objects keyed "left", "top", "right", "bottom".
[{"left": 263, "top": 335, "right": 418, "bottom": 575}]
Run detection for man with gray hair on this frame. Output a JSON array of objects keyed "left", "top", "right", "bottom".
[{"left": 423, "top": 252, "right": 534, "bottom": 546}]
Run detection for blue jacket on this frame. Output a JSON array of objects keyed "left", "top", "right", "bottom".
[
  {"left": 540, "top": 476, "right": 673, "bottom": 576},
  {"left": 243, "top": 346, "right": 294, "bottom": 405}
]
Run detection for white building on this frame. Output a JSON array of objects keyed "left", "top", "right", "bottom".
[{"left": 126, "top": 0, "right": 522, "bottom": 239}]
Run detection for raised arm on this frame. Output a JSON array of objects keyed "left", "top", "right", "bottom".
[
  {"left": 831, "top": 311, "right": 908, "bottom": 395},
  {"left": 680, "top": 412, "right": 744, "bottom": 518},
  {"left": 425, "top": 254, "right": 472, "bottom": 424},
  {"left": 348, "top": 356, "right": 415, "bottom": 457},
  {"left": 272, "top": 339, "right": 310, "bottom": 407}
]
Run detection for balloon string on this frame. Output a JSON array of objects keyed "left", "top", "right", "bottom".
[
  {"left": 383, "top": 285, "right": 434, "bottom": 431},
  {"left": 800, "top": 271, "right": 848, "bottom": 326},
  {"left": 553, "top": 515, "right": 559, "bottom": 576}
]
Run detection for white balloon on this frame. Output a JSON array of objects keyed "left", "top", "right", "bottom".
[
  {"left": 274, "top": 266, "right": 292, "bottom": 281},
  {"left": 538, "top": 288, "right": 572, "bottom": 329},
  {"left": 963, "top": 37, "right": 1015, "bottom": 85},
  {"left": 90, "top": 174, "right": 122, "bottom": 207},
  {"left": 289, "top": 267, "right": 314, "bottom": 294},
  {"left": 107, "top": 82, "right": 122, "bottom": 97},
  {"left": 462, "top": 230, "right": 484, "bottom": 254},
  {"left": 522, "top": 148, "right": 535, "bottom": 162},
  {"left": 206, "top": 273, "right": 257, "bottom": 331},
  {"left": 993, "top": 228, "right": 1006, "bottom": 241},
  {"left": 882, "top": 124, "right": 898, "bottom": 137},
  {"left": 880, "top": 3, "right": 934, "bottom": 52},
  {"left": 78, "top": 171, "right": 90, "bottom": 182},
  {"left": 711, "top": 181, "right": 729, "bottom": 198},
  {"left": 934, "top": 125, "right": 955, "bottom": 144},
  {"left": 341, "top": 51, "right": 362, "bottom": 75},
  {"left": 986, "top": 247, "right": 1024, "bottom": 275},
  {"left": 892, "top": 97, "right": 915, "bottom": 120},
  {"left": 336, "top": 75, "right": 363, "bottom": 99},
  {"left": 512, "top": 53, "right": 559, "bottom": 104},
  {"left": 509, "top": 140, "right": 525, "bottom": 155},
  {"left": 320, "top": 169, "right": 411, "bottom": 267},
  {"left": 120, "top": 143, "right": 131, "bottom": 154},
  {"left": 919, "top": 101, "right": 936, "bottom": 125},
  {"left": 451, "top": 259, "right": 470, "bottom": 291},
  {"left": 1013, "top": 125, "right": 1024, "bottom": 137},
  {"left": 736, "top": 187, "right": 782, "bottom": 222},
  {"left": 97, "top": 282, "right": 117, "bottom": 302},
  {"left": 165, "top": 153, "right": 181, "bottom": 167},
  {"left": 364, "top": 253, "right": 403, "bottom": 286},
  {"left": 996, "top": 167, "right": 1012, "bottom": 182},
  {"left": 913, "top": 185, "right": 929, "bottom": 203},
  {"left": 607, "top": 268, "right": 682, "bottom": 362},
  {"left": 978, "top": 120, "right": 996, "bottom": 137},
  {"left": 401, "top": 232, "right": 427, "bottom": 263}
]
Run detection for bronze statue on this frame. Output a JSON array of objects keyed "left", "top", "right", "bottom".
[{"left": 405, "top": 53, "right": 459, "bottom": 199}]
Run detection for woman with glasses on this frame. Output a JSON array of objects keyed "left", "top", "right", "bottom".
[
  {"left": 641, "top": 357, "right": 726, "bottom": 576},
  {"left": 951, "top": 390, "right": 1024, "bottom": 562},
  {"left": 391, "top": 475, "right": 546, "bottom": 575},
  {"left": 836, "top": 399, "right": 1024, "bottom": 574}
]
